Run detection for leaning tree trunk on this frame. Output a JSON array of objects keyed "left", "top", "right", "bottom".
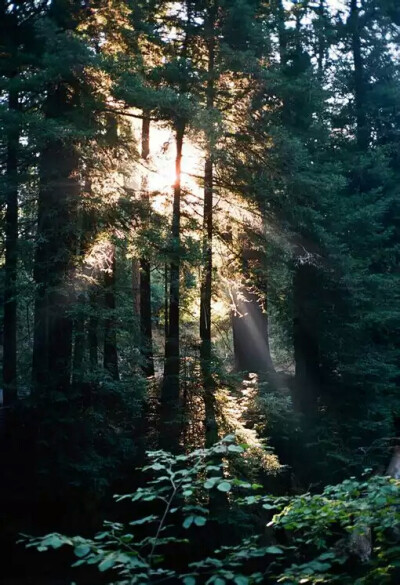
[{"left": 3, "top": 85, "right": 19, "bottom": 405}]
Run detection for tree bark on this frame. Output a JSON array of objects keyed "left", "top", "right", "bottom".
[
  {"left": 163, "top": 124, "right": 185, "bottom": 399},
  {"left": 32, "top": 83, "right": 80, "bottom": 396},
  {"left": 200, "top": 6, "right": 218, "bottom": 447},
  {"left": 317, "top": 0, "right": 327, "bottom": 76},
  {"left": 132, "top": 259, "right": 141, "bottom": 318},
  {"left": 88, "top": 287, "right": 99, "bottom": 371},
  {"left": 103, "top": 242, "right": 119, "bottom": 381},
  {"left": 231, "top": 240, "right": 275, "bottom": 375},
  {"left": 164, "top": 262, "right": 169, "bottom": 341},
  {"left": 3, "top": 86, "right": 19, "bottom": 405},
  {"left": 161, "top": 1, "right": 192, "bottom": 449},
  {"left": 231, "top": 286, "right": 274, "bottom": 374},
  {"left": 349, "top": 0, "right": 369, "bottom": 150},
  {"left": 72, "top": 300, "right": 85, "bottom": 386},
  {"left": 139, "top": 114, "right": 154, "bottom": 377},
  {"left": 293, "top": 263, "right": 320, "bottom": 415}
]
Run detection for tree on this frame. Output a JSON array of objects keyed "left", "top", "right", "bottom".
[
  {"left": 139, "top": 114, "right": 155, "bottom": 377},
  {"left": 1, "top": 1, "right": 20, "bottom": 405}
]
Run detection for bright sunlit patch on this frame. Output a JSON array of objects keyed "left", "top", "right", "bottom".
[
  {"left": 126, "top": 113, "right": 203, "bottom": 215},
  {"left": 216, "top": 379, "right": 281, "bottom": 474}
]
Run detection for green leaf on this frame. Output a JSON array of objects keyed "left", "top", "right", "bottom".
[
  {"left": 234, "top": 577, "right": 249, "bottom": 585},
  {"left": 130, "top": 515, "right": 157, "bottom": 525},
  {"left": 74, "top": 544, "right": 90, "bottom": 558},
  {"left": 204, "top": 478, "right": 219, "bottom": 489},
  {"left": 194, "top": 516, "right": 206, "bottom": 527},
  {"left": 319, "top": 553, "right": 335, "bottom": 561},
  {"left": 94, "top": 532, "right": 109, "bottom": 540},
  {"left": 228, "top": 445, "right": 244, "bottom": 453},
  {"left": 183, "top": 516, "right": 194, "bottom": 529},
  {"left": 98, "top": 555, "right": 116, "bottom": 572},
  {"left": 265, "top": 546, "right": 284, "bottom": 555},
  {"left": 183, "top": 577, "right": 196, "bottom": 585},
  {"left": 217, "top": 481, "right": 231, "bottom": 493},
  {"left": 71, "top": 559, "right": 86, "bottom": 568}
]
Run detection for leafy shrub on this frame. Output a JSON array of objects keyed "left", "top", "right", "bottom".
[{"left": 24, "top": 438, "right": 400, "bottom": 584}]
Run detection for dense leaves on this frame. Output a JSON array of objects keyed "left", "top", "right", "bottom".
[{"left": 1, "top": 1, "right": 400, "bottom": 584}]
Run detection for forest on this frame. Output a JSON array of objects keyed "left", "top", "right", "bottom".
[{"left": 1, "top": 0, "right": 400, "bottom": 583}]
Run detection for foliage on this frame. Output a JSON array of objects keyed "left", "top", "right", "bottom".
[{"left": 25, "top": 438, "right": 400, "bottom": 585}]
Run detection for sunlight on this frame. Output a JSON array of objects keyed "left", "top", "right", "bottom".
[{"left": 126, "top": 113, "right": 204, "bottom": 217}]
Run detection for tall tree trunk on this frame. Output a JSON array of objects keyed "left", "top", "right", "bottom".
[
  {"left": 72, "top": 297, "right": 85, "bottom": 386},
  {"left": 72, "top": 208, "right": 94, "bottom": 387},
  {"left": 88, "top": 286, "right": 99, "bottom": 371},
  {"left": 32, "top": 84, "right": 79, "bottom": 396},
  {"left": 164, "top": 263, "right": 169, "bottom": 340},
  {"left": 200, "top": 7, "right": 218, "bottom": 447},
  {"left": 349, "top": 0, "right": 369, "bottom": 150},
  {"left": 132, "top": 259, "right": 141, "bottom": 319},
  {"left": 3, "top": 86, "right": 19, "bottom": 405},
  {"left": 231, "top": 240, "right": 275, "bottom": 375},
  {"left": 163, "top": 124, "right": 184, "bottom": 398},
  {"left": 293, "top": 263, "right": 320, "bottom": 415},
  {"left": 161, "top": 1, "right": 192, "bottom": 450},
  {"left": 139, "top": 114, "right": 154, "bottom": 377},
  {"left": 231, "top": 286, "right": 274, "bottom": 374},
  {"left": 276, "top": 0, "right": 287, "bottom": 64},
  {"left": 103, "top": 242, "right": 119, "bottom": 381},
  {"left": 317, "top": 0, "right": 327, "bottom": 76}
]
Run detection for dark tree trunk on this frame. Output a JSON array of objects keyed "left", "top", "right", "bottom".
[
  {"left": 293, "top": 263, "right": 320, "bottom": 415},
  {"left": 72, "top": 208, "right": 95, "bottom": 387},
  {"left": 132, "top": 259, "right": 141, "bottom": 318},
  {"left": 200, "top": 156, "right": 213, "bottom": 369},
  {"left": 32, "top": 84, "right": 79, "bottom": 396},
  {"left": 161, "top": 1, "right": 192, "bottom": 450},
  {"left": 200, "top": 8, "right": 218, "bottom": 447},
  {"left": 161, "top": 124, "right": 185, "bottom": 451},
  {"left": 163, "top": 124, "right": 185, "bottom": 397},
  {"left": 277, "top": 0, "right": 288, "bottom": 64},
  {"left": 317, "top": 0, "right": 327, "bottom": 76},
  {"left": 140, "top": 258, "right": 154, "bottom": 376},
  {"left": 231, "top": 286, "right": 274, "bottom": 374},
  {"left": 231, "top": 239, "right": 275, "bottom": 376},
  {"left": 88, "top": 287, "right": 99, "bottom": 371},
  {"left": 349, "top": 0, "right": 369, "bottom": 150},
  {"left": 103, "top": 242, "right": 119, "bottom": 381},
  {"left": 72, "top": 297, "right": 86, "bottom": 386},
  {"left": 139, "top": 115, "right": 154, "bottom": 377},
  {"left": 3, "top": 86, "right": 19, "bottom": 405},
  {"left": 164, "top": 262, "right": 169, "bottom": 340}
]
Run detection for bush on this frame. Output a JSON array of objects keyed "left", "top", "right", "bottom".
[{"left": 24, "top": 437, "right": 400, "bottom": 584}]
